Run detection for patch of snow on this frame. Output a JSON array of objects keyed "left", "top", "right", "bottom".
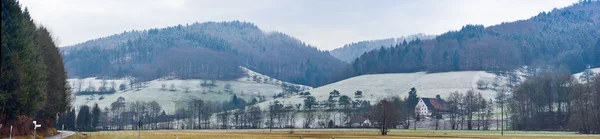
[
  {"left": 255, "top": 68, "right": 599, "bottom": 110},
  {"left": 237, "top": 67, "right": 311, "bottom": 91},
  {"left": 573, "top": 68, "right": 600, "bottom": 82},
  {"left": 255, "top": 71, "right": 503, "bottom": 110},
  {"left": 70, "top": 67, "right": 311, "bottom": 113}
]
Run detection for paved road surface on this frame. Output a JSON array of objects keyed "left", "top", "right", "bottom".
[
  {"left": 1, "top": 130, "right": 74, "bottom": 139},
  {"left": 45, "top": 130, "right": 75, "bottom": 139}
]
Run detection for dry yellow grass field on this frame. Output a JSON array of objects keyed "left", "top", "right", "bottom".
[{"left": 68, "top": 129, "right": 600, "bottom": 139}]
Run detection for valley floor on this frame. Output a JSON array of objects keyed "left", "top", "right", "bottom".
[{"left": 73, "top": 129, "right": 599, "bottom": 139}]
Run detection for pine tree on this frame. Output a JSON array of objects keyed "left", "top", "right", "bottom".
[
  {"left": 67, "top": 109, "right": 77, "bottom": 130},
  {"left": 406, "top": 87, "right": 419, "bottom": 125},
  {"left": 76, "top": 105, "right": 91, "bottom": 131},
  {"left": 91, "top": 103, "right": 101, "bottom": 130},
  {"left": 1, "top": 0, "right": 48, "bottom": 121},
  {"left": 36, "top": 26, "right": 71, "bottom": 119},
  {"left": 407, "top": 88, "right": 419, "bottom": 109}
]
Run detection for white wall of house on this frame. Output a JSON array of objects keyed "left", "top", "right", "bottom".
[{"left": 415, "top": 98, "right": 431, "bottom": 116}]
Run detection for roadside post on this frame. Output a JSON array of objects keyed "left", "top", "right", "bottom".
[
  {"left": 61, "top": 124, "right": 65, "bottom": 138},
  {"left": 33, "top": 121, "right": 41, "bottom": 139},
  {"left": 33, "top": 121, "right": 36, "bottom": 139},
  {"left": 137, "top": 120, "right": 142, "bottom": 139},
  {"left": 134, "top": 115, "right": 141, "bottom": 139}
]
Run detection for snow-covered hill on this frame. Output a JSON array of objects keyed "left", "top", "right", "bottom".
[
  {"left": 72, "top": 67, "right": 599, "bottom": 113},
  {"left": 255, "top": 68, "right": 600, "bottom": 109},
  {"left": 573, "top": 68, "right": 600, "bottom": 82},
  {"left": 70, "top": 67, "right": 311, "bottom": 113},
  {"left": 255, "top": 71, "right": 502, "bottom": 109}
]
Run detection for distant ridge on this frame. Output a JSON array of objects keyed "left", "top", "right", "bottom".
[
  {"left": 334, "top": 1, "right": 600, "bottom": 82},
  {"left": 330, "top": 33, "right": 435, "bottom": 63}
]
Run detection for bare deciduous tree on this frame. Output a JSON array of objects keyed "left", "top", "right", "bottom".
[
  {"left": 247, "top": 106, "right": 262, "bottom": 129},
  {"left": 181, "top": 83, "right": 191, "bottom": 93},
  {"left": 370, "top": 99, "right": 400, "bottom": 135},
  {"left": 303, "top": 110, "right": 316, "bottom": 128}
]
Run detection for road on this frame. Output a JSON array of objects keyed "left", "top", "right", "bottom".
[
  {"left": 1, "top": 130, "right": 75, "bottom": 139},
  {"left": 44, "top": 130, "right": 75, "bottom": 139}
]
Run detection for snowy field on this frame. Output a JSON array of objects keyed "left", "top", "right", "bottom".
[
  {"left": 70, "top": 67, "right": 311, "bottom": 113},
  {"left": 255, "top": 68, "right": 600, "bottom": 110},
  {"left": 573, "top": 68, "right": 600, "bottom": 82},
  {"left": 71, "top": 67, "right": 599, "bottom": 113},
  {"left": 255, "top": 71, "right": 500, "bottom": 109}
]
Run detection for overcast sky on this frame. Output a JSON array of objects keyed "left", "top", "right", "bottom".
[{"left": 21, "top": 0, "right": 576, "bottom": 50}]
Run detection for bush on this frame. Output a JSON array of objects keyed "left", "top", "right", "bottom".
[{"left": 476, "top": 80, "right": 488, "bottom": 90}]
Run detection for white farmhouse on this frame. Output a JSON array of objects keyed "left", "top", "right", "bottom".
[{"left": 415, "top": 97, "right": 451, "bottom": 118}]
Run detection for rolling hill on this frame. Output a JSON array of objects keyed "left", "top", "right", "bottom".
[
  {"left": 254, "top": 68, "right": 599, "bottom": 110},
  {"left": 70, "top": 67, "right": 311, "bottom": 113},
  {"left": 336, "top": 2, "right": 600, "bottom": 82},
  {"left": 61, "top": 21, "right": 346, "bottom": 87},
  {"left": 255, "top": 70, "right": 502, "bottom": 110}
]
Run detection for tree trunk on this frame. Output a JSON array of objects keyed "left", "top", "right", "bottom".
[
  {"left": 501, "top": 104, "right": 504, "bottom": 135},
  {"left": 467, "top": 114, "right": 473, "bottom": 130}
]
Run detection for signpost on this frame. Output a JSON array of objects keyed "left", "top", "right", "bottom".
[
  {"left": 33, "top": 121, "right": 41, "bottom": 139},
  {"left": 33, "top": 121, "right": 36, "bottom": 139},
  {"left": 61, "top": 124, "right": 65, "bottom": 138}
]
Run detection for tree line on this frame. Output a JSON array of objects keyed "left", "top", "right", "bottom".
[
  {"left": 368, "top": 69, "right": 600, "bottom": 135},
  {"left": 56, "top": 99, "right": 164, "bottom": 131},
  {"left": 56, "top": 95, "right": 252, "bottom": 131},
  {"left": 1, "top": 0, "right": 71, "bottom": 137},
  {"left": 72, "top": 79, "right": 119, "bottom": 96},
  {"left": 369, "top": 88, "right": 495, "bottom": 135},
  {"left": 54, "top": 70, "right": 600, "bottom": 135},
  {"left": 508, "top": 68, "right": 600, "bottom": 133}
]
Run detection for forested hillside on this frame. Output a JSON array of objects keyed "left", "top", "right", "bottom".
[
  {"left": 62, "top": 21, "right": 346, "bottom": 87},
  {"left": 337, "top": 1, "right": 600, "bottom": 80},
  {"left": 330, "top": 33, "right": 435, "bottom": 63},
  {"left": 1, "top": 0, "right": 71, "bottom": 136}
]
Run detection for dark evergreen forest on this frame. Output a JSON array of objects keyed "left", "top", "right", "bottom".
[{"left": 1, "top": 0, "right": 71, "bottom": 136}]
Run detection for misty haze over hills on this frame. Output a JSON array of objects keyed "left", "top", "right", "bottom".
[{"left": 330, "top": 33, "right": 436, "bottom": 63}]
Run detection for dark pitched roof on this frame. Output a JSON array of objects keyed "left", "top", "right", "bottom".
[
  {"left": 349, "top": 115, "right": 367, "bottom": 124},
  {"left": 421, "top": 98, "right": 451, "bottom": 112}
]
